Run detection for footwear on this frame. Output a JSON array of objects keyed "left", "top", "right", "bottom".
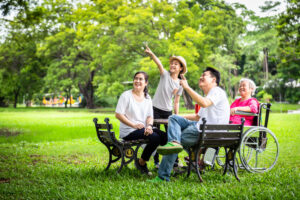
[
  {"left": 147, "top": 176, "right": 165, "bottom": 183},
  {"left": 135, "top": 160, "right": 152, "bottom": 176},
  {"left": 157, "top": 142, "right": 183, "bottom": 155}
]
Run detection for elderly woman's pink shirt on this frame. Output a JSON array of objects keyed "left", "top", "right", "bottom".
[{"left": 230, "top": 98, "right": 260, "bottom": 126}]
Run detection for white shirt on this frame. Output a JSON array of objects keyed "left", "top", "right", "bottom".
[
  {"left": 115, "top": 90, "right": 153, "bottom": 138},
  {"left": 152, "top": 69, "right": 183, "bottom": 111},
  {"left": 196, "top": 87, "right": 230, "bottom": 130}
]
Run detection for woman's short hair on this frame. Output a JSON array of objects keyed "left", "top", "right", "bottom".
[{"left": 240, "top": 78, "right": 256, "bottom": 96}]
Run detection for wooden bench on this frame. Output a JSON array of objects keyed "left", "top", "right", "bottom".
[
  {"left": 186, "top": 117, "right": 245, "bottom": 182},
  {"left": 93, "top": 117, "right": 149, "bottom": 173}
]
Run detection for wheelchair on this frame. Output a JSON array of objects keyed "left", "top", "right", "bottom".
[{"left": 205, "top": 103, "right": 279, "bottom": 173}]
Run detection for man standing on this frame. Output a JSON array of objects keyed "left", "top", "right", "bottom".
[{"left": 150, "top": 67, "right": 230, "bottom": 182}]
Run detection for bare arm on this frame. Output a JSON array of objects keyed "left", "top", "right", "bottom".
[
  {"left": 173, "top": 95, "right": 180, "bottom": 115},
  {"left": 180, "top": 75, "right": 213, "bottom": 108},
  {"left": 182, "top": 114, "right": 200, "bottom": 121},
  {"left": 115, "top": 113, "right": 144, "bottom": 129},
  {"left": 144, "top": 45, "right": 164, "bottom": 75},
  {"left": 144, "top": 116, "right": 154, "bottom": 136}
]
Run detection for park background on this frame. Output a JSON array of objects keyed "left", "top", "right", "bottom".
[{"left": 0, "top": 0, "right": 299, "bottom": 199}]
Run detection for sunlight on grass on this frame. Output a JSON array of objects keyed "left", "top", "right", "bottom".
[{"left": 0, "top": 108, "right": 299, "bottom": 199}]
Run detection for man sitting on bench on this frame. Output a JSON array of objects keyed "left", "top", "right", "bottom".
[{"left": 149, "top": 67, "right": 230, "bottom": 182}]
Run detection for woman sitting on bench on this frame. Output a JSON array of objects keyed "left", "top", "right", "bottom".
[
  {"left": 115, "top": 71, "right": 167, "bottom": 176},
  {"left": 230, "top": 78, "right": 259, "bottom": 126}
]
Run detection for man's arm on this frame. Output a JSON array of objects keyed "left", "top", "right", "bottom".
[
  {"left": 144, "top": 45, "right": 164, "bottom": 75},
  {"left": 183, "top": 114, "right": 200, "bottom": 121},
  {"left": 180, "top": 75, "right": 213, "bottom": 108}
]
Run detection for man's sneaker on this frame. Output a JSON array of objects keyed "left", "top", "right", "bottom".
[
  {"left": 135, "top": 161, "right": 152, "bottom": 176},
  {"left": 147, "top": 176, "right": 165, "bottom": 183},
  {"left": 157, "top": 142, "right": 183, "bottom": 155}
]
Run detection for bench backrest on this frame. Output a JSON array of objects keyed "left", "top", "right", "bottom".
[
  {"left": 198, "top": 118, "right": 245, "bottom": 148},
  {"left": 93, "top": 118, "right": 119, "bottom": 145}
]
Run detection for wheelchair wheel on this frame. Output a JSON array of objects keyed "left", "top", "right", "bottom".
[{"left": 239, "top": 127, "right": 279, "bottom": 173}]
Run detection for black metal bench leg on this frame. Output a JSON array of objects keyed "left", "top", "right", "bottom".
[
  {"left": 117, "top": 147, "right": 125, "bottom": 173},
  {"left": 105, "top": 146, "right": 113, "bottom": 170},
  {"left": 186, "top": 149, "right": 192, "bottom": 178},
  {"left": 223, "top": 148, "right": 229, "bottom": 176},
  {"left": 232, "top": 150, "right": 240, "bottom": 182},
  {"left": 196, "top": 148, "right": 203, "bottom": 182}
]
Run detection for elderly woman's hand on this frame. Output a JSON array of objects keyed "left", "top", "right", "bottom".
[{"left": 230, "top": 107, "right": 238, "bottom": 115}]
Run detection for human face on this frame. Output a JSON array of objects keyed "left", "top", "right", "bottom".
[
  {"left": 169, "top": 59, "right": 183, "bottom": 75},
  {"left": 133, "top": 73, "right": 147, "bottom": 91},
  {"left": 239, "top": 81, "right": 252, "bottom": 98},
  {"left": 198, "top": 71, "right": 215, "bottom": 90}
]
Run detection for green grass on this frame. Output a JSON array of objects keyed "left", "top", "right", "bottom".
[{"left": 0, "top": 108, "right": 299, "bottom": 199}]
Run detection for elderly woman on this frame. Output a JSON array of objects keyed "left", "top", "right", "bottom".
[
  {"left": 230, "top": 78, "right": 260, "bottom": 126},
  {"left": 115, "top": 71, "right": 167, "bottom": 176}
]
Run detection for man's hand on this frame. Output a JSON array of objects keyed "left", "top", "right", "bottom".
[
  {"left": 144, "top": 125, "right": 153, "bottom": 136},
  {"left": 180, "top": 74, "right": 189, "bottom": 89}
]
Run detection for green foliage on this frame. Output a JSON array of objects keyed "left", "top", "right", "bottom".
[{"left": 0, "top": 0, "right": 298, "bottom": 107}]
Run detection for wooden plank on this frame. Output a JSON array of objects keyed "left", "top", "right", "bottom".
[
  {"left": 200, "top": 124, "right": 242, "bottom": 130},
  {"left": 96, "top": 123, "right": 113, "bottom": 130},
  {"left": 201, "top": 138, "right": 240, "bottom": 146},
  {"left": 203, "top": 132, "right": 241, "bottom": 138},
  {"left": 153, "top": 119, "right": 168, "bottom": 125}
]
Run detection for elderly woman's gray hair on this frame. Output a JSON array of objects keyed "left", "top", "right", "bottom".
[{"left": 240, "top": 78, "right": 256, "bottom": 96}]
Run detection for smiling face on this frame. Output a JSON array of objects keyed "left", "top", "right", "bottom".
[
  {"left": 198, "top": 71, "right": 216, "bottom": 90},
  {"left": 239, "top": 81, "right": 252, "bottom": 98},
  {"left": 169, "top": 59, "right": 183, "bottom": 75},
  {"left": 133, "top": 73, "right": 147, "bottom": 91}
]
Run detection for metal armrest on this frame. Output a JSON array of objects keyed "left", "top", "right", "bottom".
[{"left": 235, "top": 111, "right": 258, "bottom": 116}]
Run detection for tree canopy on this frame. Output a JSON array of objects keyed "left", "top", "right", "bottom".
[{"left": 0, "top": 0, "right": 299, "bottom": 108}]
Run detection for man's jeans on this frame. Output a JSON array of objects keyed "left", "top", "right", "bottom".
[{"left": 158, "top": 115, "right": 199, "bottom": 181}]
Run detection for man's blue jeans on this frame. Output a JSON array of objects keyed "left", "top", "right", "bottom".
[{"left": 158, "top": 115, "right": 199, "bottom": 181}]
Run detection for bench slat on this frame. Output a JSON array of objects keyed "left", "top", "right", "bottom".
[
  {"left": 201, "top": 138, "right": 240, "bottom": 146},
  {"left": 97, "top": 123, "right": 113, "bottom": 130},
  {"left": 203, "top": 132, "right": 241, "bottom": 138},
  {"left": 200, "top": 124, "right": 242, "bottom": 130}
]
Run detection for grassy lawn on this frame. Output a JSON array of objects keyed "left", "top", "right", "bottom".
[{"left": 0, "top": 108, "right": 299, "bottom": 199}]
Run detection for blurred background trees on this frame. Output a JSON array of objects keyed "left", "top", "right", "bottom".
[{"left": 0, "top": 0, "right": 299, "bottom": 108}]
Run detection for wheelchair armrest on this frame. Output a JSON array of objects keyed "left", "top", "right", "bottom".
[{"left": 235, "top": 111, "right": 258, "bottom": 116}]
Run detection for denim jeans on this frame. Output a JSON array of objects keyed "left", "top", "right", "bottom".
[{"left": 158, "top": 115, "right": 199, "bottom": 181}]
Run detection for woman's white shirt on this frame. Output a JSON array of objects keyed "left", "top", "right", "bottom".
[{"left": 115, "top": 89, "right": 153, "bottom": 138}]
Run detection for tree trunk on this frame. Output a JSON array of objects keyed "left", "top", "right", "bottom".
[
  {"left": 13, "top": 87, "right": 20, "bottom": 108},
  {"left": 78, "top": 70, "right": 95, "bottom": 109},
  {"left": 182, "top": 90, "right": 194, "bottom": 109}
]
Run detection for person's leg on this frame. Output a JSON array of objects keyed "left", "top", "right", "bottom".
[
  {"left": 153, "top": 107, "right": 172, "bottom": 167},
  {"left": 123, "top": 128, "right": 160, "bottom": 162},
  {"left": 180, "top": 122, "right": 199, "bottom": 148},
  {"left": 167, "top": 115, "right": 193, "bottom": 143},
  {"left": 157, "top": 153, "right": 178, "bottom": 181}
]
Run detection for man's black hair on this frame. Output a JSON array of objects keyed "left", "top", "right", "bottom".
[{"left": 204, "top": 67, "right": 220, "bottom": 86}]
